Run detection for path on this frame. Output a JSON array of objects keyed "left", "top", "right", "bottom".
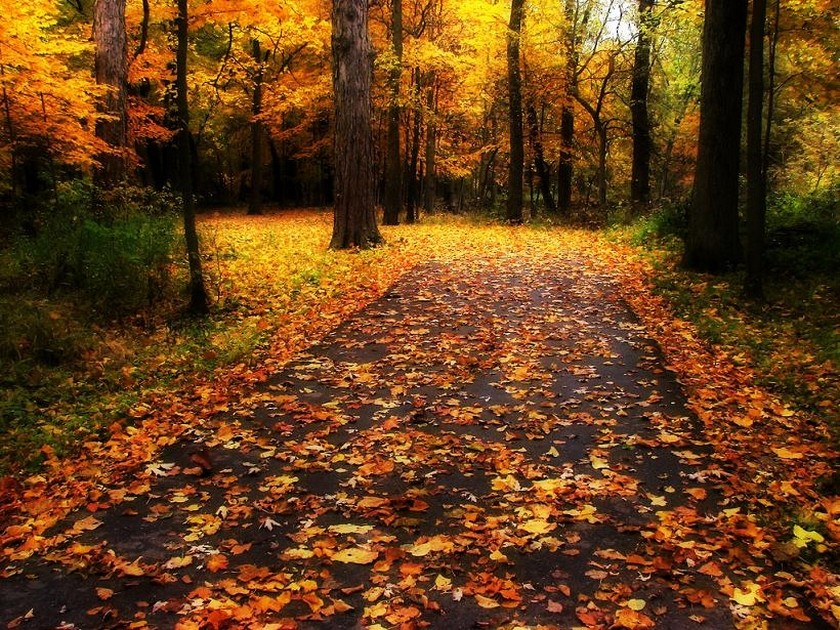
[{"left": 0, "top": 251, "right": 826, "bottom": 628}]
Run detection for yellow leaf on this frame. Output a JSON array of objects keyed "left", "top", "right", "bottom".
[
  {"left": 772, "top": 447, "right": 804, "bottom": 460},
  {"left": 489, "top": 549, "right": 508, "bottom": 562},
  {"left": 627, "top": 598, "right": 646, "bottom": 611},
  {"left": 329, "top": 524, "right": 374, "bottom": 535},
  {"left": 332, "top": 547, "right": 379, "bottom": 564},
  {"left": 732, "top": 582, "right": 762, "bottom": 607},
  {"left": 792, "top": 524, "right": 824, "bottom": 548},
  {"left": 520, "top": 519, "right": 556, "bottom": 535},
  {"left": 590, "top": 455, "right": 610, "bottom": 470},
  {"left": 434, "top": 574, "right": 452, "bottom": 590},
  {"left": 474, "top": 594, "right": 500, "bottom": 609}
]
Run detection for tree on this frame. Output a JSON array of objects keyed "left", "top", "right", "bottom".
[
  {"left": 558, "top": 0, "right": 578, "bottom": 214},
  {"left": 682, "top": 0, "right": 748, "bottom": 272},
  {"left": 93, "top": 0, "right": 129, "bottom": 188},
  {"left": 382, "top": 0, "right": 403, "bottom": 226},
  {"left": 330, "top": 0, "right": 383, "bottom": 249},
  {"left": 744, "top": 0, "right": 768, "bottom": 298},
  {"left": 506, "top": 0, "right": 525, "bottom": 223},
  {"left": 248, "top": 38, "right": 266, "bottom": 216},
  {"left": 629, "top": 0, "right": 653, "bottom": 206},
  {"left": 176, "top": 0, "right": 210, "bottom": 314}
]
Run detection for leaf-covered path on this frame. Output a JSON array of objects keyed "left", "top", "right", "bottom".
[{"left": 2, "top": 238, "right": 837, "bottom": 629}]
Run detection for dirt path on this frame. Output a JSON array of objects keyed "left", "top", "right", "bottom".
[{"left": 0, "top": 251, "right": 829, "bottom": 629}]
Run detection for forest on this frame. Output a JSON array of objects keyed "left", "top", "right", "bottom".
[{"left": 0, "top": 0, "right": 839, "bottom": 628}]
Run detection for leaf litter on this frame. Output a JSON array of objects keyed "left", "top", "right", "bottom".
[{"left": 1, "top": 215, "right": 838, "bottom": 629}]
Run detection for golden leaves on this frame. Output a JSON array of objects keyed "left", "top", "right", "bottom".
[{"left": 331, "top": 548, "right": 379, "bottom": 565}]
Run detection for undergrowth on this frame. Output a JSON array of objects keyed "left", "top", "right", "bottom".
[{"left": 611, "top": 191, "right": 839, "bottom": 444}]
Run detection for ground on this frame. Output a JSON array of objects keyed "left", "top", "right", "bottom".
[{"left": 1, "top": 219, "right": 838, "bottom": 629}]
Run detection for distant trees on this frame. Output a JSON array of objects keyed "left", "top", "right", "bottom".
[{"left": 0, "top": 0, "right": 835, "bottom": 255}]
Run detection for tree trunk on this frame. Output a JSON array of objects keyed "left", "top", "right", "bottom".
[
  {"left": 406, "top": 69, "right": 422, "bottom": 223},
  {"left": 176, "top": 0, "right": 209, "bottom": 314},
  {"left": 597, "top": 123, "right": 608, "bottom": 207},
  {"left": 423, "top": 77, "right": 436, "bottom": 215},
  {"left": 683, "top": 0, "right": 747, "bottom": 273},
  {"left": 248, "top": 39, "right": 265, "bottom": 216},
  {"left": 526, "top": 99, "right": 556, "bottom": 213},
  {"left": 630, "top": 0, "right": 653, "bottom": 206},
  {"left": 330, "top": 0, "right": 383, "bottom": 249},
  {"left": 93, "top": 0, "right": 129, "bottom": 188},
  {"left": 506, "top": 0, "right": 525, "bottom": 223},
  {"left": 558, "top": 0, "right": 578, "bottom": 215},
  {"left": 744, "top": 0, "right": 767, "bottom": 298},
  {"left": 382, "top": 0, "right": 403, "bottom": 225}
]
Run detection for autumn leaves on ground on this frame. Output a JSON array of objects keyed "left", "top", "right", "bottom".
[{"left": 1, "top": 212, "right": 838, "bottom": 629}]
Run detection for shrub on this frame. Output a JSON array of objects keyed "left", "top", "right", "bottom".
[{"left": 16, "top": 181, "right": 181, "bottom": 315}]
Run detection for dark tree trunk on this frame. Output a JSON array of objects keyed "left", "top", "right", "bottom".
[
  {"left": 248, "top": 39, "right": 265, "bottom": 216},
  {"left": 630, "top": 0, "right": 654, "bottom": 206},
  {"left": 526, "top": 99, "right": 556, "bottom": 213},
  {"left": 683, "top": 0, "right": 748, "bottom": 273},
  {"left": 744, "top": 0, "right": 768, "bottom": 298},
  {"left": 558, "top": 106, "right": 573, "bottom": 213},
  {"left": 406, "top": 69, "right": 422, "bottom": 223},
  {"left": 330, "top": 0, "right": 383, "bottom": 249},
  {"left": 93, "top": 0, "right": 129, "bottom": 188},
  {"left": 423, "top": 77, "right": 436, "bottom": 215},
  {"left": 176, "top": 0, "right": 209, "bottom": 314},
  {"left": 506, "top": 0, "right": 524, "bottom": 223},
  {"left": 558, "top": 0, "right": 579, "bottom": 215},
  {"left": 382, "top": 0, "right": 403, "bottom": 225}
]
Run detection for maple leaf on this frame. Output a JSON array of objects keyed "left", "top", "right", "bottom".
[
  {"left": 331, "top": 547, "right": 379, "bottom": 564},
  {"left": 260, "top": 516, "right": 282, "bottom": 531}
]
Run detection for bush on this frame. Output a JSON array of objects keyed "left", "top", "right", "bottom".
[
  {"left": 766, "top": 187, "right": 840, "bottom": 275},
  {"left": 625, "top": 201, "right": 688, "bottom": 247},
  {"left": 16, "top": 181, "right": 181, "bottom": 315}
]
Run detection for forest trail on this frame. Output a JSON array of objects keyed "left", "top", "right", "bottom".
[{"left": 1, "top": 244, "right": 834, "bottom": 629}]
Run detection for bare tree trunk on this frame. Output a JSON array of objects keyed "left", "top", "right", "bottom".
[
  {"left": 176, "top": 0, "right": 209, "bottom": 313},
  {"left": 383, "top": 0, "right": 403, "bottom": 225},
  {"left": 406, "top": 68, "right": 422, "bottom": 224},
  {"left": 558, "top": 0, "right": 578, "bottom": 214},
  {"left": 526, "top": 99, "right": 556, "bottom": 213},
  {"left": 630, "top": 0, "right": 654, "bottom": 206},
  {"left": 0, "top": 63, "right": 18, "bottom": 200},
  {"left": 506, "top": 0, "right": 525, "bottom": 223},
  {"left": 93, "top": 0, "right": 129, "bottom": 187},
  {"left": 745, "top": 0, "right": 768, "bottom": 298},
  {"left": 330, "top": 0, "right": 383, "bottom": 249},
  {"left": 423, "top": 77, "right": 436, "bottom": 215},
  {"left": 248, "top": 39, "right": 265, "bottom": 216},
  {"left": 683, "top": 0, "right": 747, "bottom": 273}
]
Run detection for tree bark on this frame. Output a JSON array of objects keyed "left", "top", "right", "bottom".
[
  {"left": 406, "top": 68, "right": 422, "bottom": 224},
  {"left": 558, "top": 0, "right": 578, "bottom": 214},
  {"left": 423, "top": 77, "right": 436, "bottom": 215},
  {"left": 382, "top": 0, "right": 403, "bottom": 225},
  {"left": 683, "top": 0, "right": 747, "bottom": 273},
  {"left": 506, "top": 0, "right": 525, "bottom": 223},
  {"left": 176, "top": 0, "right": 209, "bottom": 314},
  {"left": 630, "top": 0, "right": 654, "bottom": 206},
  {"left": 93, "top": 0, "right": 129, "bottom": 187},
  {"left": 526, "top": 99, "right": 556, "bottom": 213},
  {"left": 330, "top": 0, "right": 383, "bottom": 249},
  {"left": 744, "top": 0, "right": 767, "bottom": 298},
  {"left": 248, "top": 39, "right": 265, "bottom": 216}
]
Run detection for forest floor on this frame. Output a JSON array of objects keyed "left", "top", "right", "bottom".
[{"left": 0, "top": 212, "right": 838, "bottom": 629}]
